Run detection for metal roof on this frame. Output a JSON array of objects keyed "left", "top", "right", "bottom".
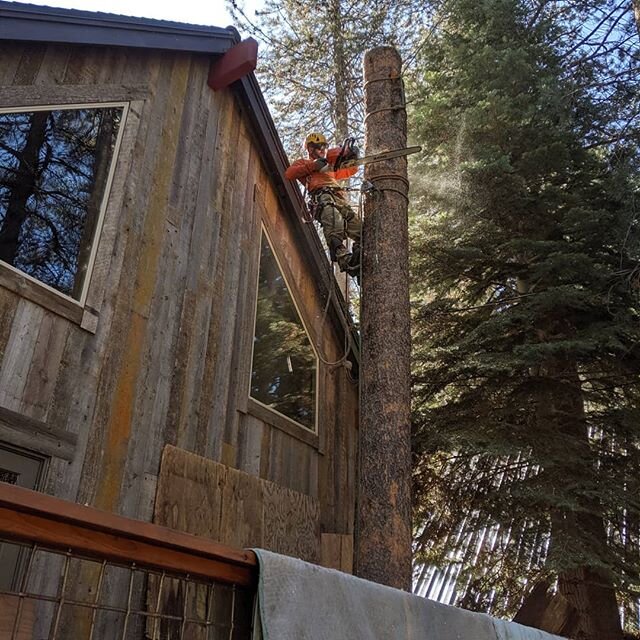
[{"left": 0, "top": 1, "right": 237, "bottom": 53}]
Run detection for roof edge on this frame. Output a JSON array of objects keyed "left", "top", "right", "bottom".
[{"left": 0, "top": 1, "right": 237, "bottom": 54}]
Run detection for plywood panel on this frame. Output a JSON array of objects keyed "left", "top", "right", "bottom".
[
  {"left": 220, "top": 462, "right": 264, "bottom": 548},
  {"left": 263, "top": 479, "right": 320, "bottom": 562},
  {"left": 155, "top": 445, "right": 320, "bottom": 563},
  {"left": 154, "top": 445, "right": 226, "bottom": 540}
]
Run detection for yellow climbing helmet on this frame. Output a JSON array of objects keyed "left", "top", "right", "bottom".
[{"left": 305, "top": 132, "right": 328, "bottom": 148}]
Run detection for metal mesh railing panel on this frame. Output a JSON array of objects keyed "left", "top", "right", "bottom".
[{"left": 0, "top": 538, "right": 254, "bottom": 640}]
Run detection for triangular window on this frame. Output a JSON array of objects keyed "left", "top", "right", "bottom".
[{"left": 250, "top": 230, "right": 317, "bottom": 431}]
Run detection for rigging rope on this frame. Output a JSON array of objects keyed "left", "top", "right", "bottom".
[{"left": 313, "top": 188, "right": 363, "bottom": 384}]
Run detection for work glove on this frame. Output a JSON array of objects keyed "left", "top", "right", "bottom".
[{"left": 314, "top": 157, "right": 332, "bottom": 173}]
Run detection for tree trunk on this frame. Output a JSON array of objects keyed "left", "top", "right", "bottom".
[
  {"left": 514, "top": 579, "right": 580, "bottom": 637},
  {"left": 0, "top": 111, "right": 49, "bottom": 265},
  {"left": 633, "top": 0, "right": 640, "bottom": 37},
  {"left": 542, "top": 360, "right": 623, "bottom": 640},
  {"left": 354, "top": 46, "right": 412, "bottom": 591},
  {"left": 329, "top": 0, "right": 349, "bottom": 141},
  {"left": 557, "top": 564, "right": 622, "bottom": 640}
]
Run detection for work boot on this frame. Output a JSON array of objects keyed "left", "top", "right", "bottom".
[{"left": 348, "top": 244, "right": 360, "bottom": 270}]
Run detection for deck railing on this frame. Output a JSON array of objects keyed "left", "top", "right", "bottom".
[{"left": 0, "top": 483, "right": 258, "bottom": 640}]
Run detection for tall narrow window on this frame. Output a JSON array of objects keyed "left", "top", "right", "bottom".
[
  {"left": 250, "top": 231, "right": 317, "bottom": 431},
  {"left": 0, "top": 105, "right": 124, "bottom": 300}
]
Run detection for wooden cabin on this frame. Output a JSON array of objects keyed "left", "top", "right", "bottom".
[{"left": 0, "top": 0, "right": 359, "bottom": 611}]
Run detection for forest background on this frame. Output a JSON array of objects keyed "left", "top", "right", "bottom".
[{"left": 227, "top": 1, "right": 640, "bottom": 639}]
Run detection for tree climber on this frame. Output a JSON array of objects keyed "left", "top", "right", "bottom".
[{"left": 285, "top": 132, "right": 360, "bottom": 278}]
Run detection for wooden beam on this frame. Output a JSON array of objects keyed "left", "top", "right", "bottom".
[
  {"left": 0, "top": 483, "right": 257, "bottom": 587},
  {"left": 0, "top": 406, "right": 77, "bottom": 461},
  {"left": 208, "top": 38, "right": 258, "bottom": 91}
]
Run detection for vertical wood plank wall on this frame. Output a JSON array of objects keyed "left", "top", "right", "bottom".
[{"left": 0, "top": 43, "right": 358, "bottom": 555}]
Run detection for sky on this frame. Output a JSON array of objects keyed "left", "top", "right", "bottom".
[{"left": 10, "top": 0, "right": 262, "bottom": 31}]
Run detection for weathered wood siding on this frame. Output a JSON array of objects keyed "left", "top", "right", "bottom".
[{"left": 0, "top": 43, "right": 358, "bottom": 560}]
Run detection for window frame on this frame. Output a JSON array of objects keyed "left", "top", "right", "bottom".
[
  {"left": 247, "top": 224, "right": 320, "bottom": 436},
  {"left": 0, "top": 441, "right": 48, "bottom": 591},
  {"left": 0, "top": 101, "right": 130, "bottom": 318}
]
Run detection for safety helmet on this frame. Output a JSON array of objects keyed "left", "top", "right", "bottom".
[{"left": 305, "top": 132, "right": 328, "bottom": 148}]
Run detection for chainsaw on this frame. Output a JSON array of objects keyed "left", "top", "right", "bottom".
[{"left": 333, "top": 138, "right": 421, "bottom": 171}]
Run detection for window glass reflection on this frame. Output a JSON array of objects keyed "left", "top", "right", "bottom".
[
  {"left": 250, "top": 232, "right": 317, "bottom": 430},
  {"left": 0, "top": 106, "right": 123, "bottom": 298}
]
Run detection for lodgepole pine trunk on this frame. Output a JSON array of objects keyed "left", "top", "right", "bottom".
[{"left": 354, "top": 46, "right": 412, "bottom": 591}]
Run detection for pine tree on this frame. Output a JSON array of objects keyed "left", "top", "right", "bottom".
[
  {"left": 409, "top": 0, "right": 640, "bottom": 637},
  {"left": 227, "top": 0, "right": 426, "bottom": 155}
]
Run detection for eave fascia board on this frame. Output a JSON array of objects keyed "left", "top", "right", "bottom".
[{"left": 0, "top": 1, "right": 236, "bottom": 54}]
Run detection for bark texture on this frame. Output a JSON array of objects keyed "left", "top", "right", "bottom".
[
  {"left": 543, "top": 360, "right": 623, "bottom": 640},
  {"left": 354, "top": 46, "right": 412, "bottom": 590},
  {"left": 329, "top": 0, "right": 349, "bottom": 142}
]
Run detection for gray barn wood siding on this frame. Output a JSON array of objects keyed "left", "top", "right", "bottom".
[{"left": 0, "top": 42, "right": 358, "bottom": 555}]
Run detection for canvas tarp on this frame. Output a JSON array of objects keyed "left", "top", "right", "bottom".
[{"left": 252, "top": 549, "right": 565, "bottom": 640}]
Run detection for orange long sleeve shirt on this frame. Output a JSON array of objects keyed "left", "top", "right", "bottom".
[{"left": 285, "top": 146, "right": 358, "bottom": 193}]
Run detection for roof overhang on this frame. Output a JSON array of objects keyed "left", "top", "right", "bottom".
[{"left": 0, "top": 1, "right": 236, "bottom": 53}]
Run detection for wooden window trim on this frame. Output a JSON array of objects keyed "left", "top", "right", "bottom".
[
  {"left": 0, "top": 261, "right": 84, "bottom": 325},
  {"left": 247, "top": 397, "right": 319, "bottom": 449},
  {"left": 0, "top": 406, "right": 76, "bottom": 462},
  {"left": 247, "top": 226, "right": 321, "bottom": 441},
  {"left": 0, "top": 100, "right": 134, "bottom": 333}
]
